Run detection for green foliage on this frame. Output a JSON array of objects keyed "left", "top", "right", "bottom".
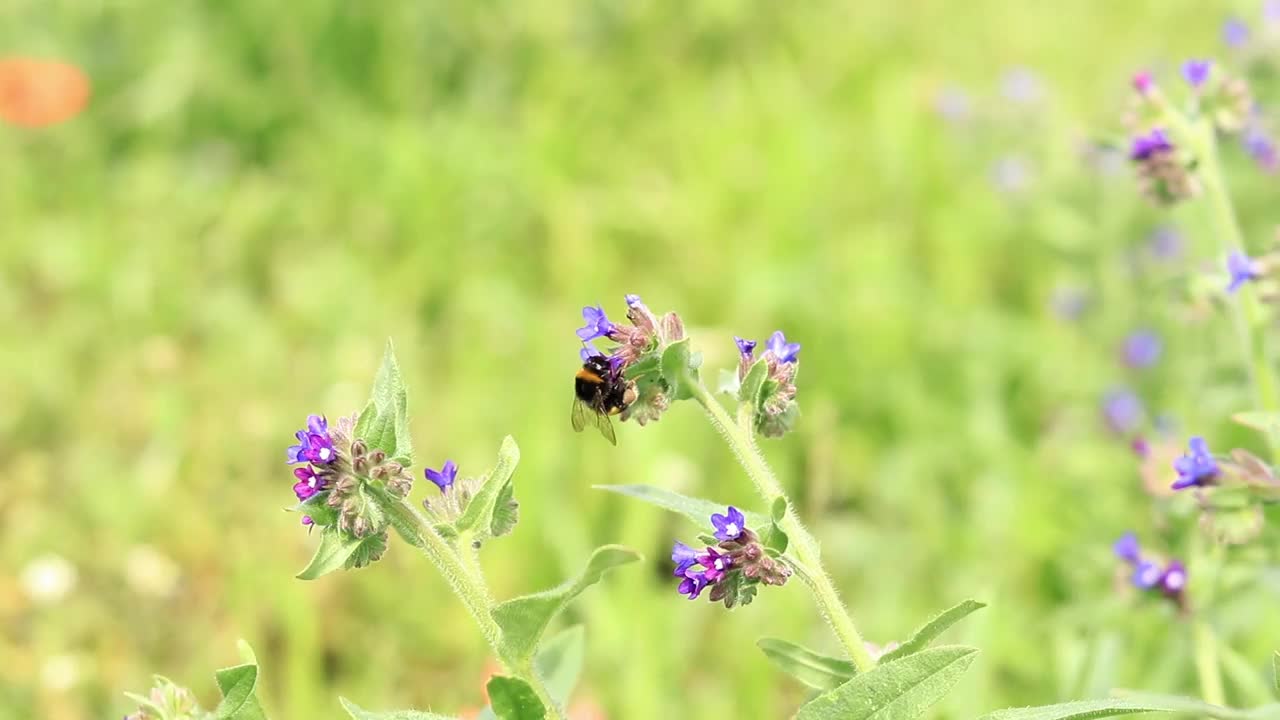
[
  {"left": 354, "top": 341, "right": 413, "bottom": 464},
  {"left": 976, "top": 699, "right": 1186, "bottom": 720},
  {"left": 212, "top": 641, "right": 268, "bottom": 720},
  {"left": 738, "top": 358, "right": 769, "bottom": 408},
  {"left": 1113, "top": 692, "right": 1280, "bottom": 719},
  {"left": 491, "top": 546, "right": 641, "bottom": 663},
  {"left": 344, "top": 531, "right": 388, "bottom": 570},
  {"left": 593, "top": 485, "right": 770, "bottom": 530},
  {"left": 489, "top": 478, "right": 520, "bottom": 538},
  {"left": 1275, "top": 651, "right": 1279, "bottom": 693},
  {"left": 339, "top": 697, "right": 458, "bottom": 720},
  {"left": 456, "top": 436, "right": 521, "bottom": 538},
  {"left": 796, "top": 646, "right": 979, "bottom": 720},
  {"left": 660, "top": 338, "right": 700, "bottom": 400},
  {"left": 879, "top": 600, "right": 987, "bottom": 663},
  {"left": 534, "top": 626, "right": 586, "bottom": 706},
  {"left": 296, "top": 526, "right": 365, "bottom": 580},
  {"left": 486, "top": 676, "right": 546, "bottom": 720},
  {"left": 756, "top": 637, "right": 855, "bottom": 691}
]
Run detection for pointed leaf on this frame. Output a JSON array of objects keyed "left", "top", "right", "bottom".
[
  {"left": 757, "top": 637, "right": 854, "bottom": 691},
  {"left": 213, "top": 640, "right": 268, "bottom": 720},
  {"left": 1232, "top": 411, "right": 1280, "bottom": 437},
  {"left": 535, "top": 625, "right": 586, "bottom": 706},
  {"left": 977, "top": 699, "right": 1181, "bottom": 720},
  {"left": 490, "top": 478, "right": 520, "bottom": 538},
  {"left": 661, "top": 339, "right": 698, "bottom": 400},
  {"left": 339, "top": 697, "right": 458, "bottom": 720},
  {"left": 796, "top": 645, "right": 978, "bottom": 720},
  {"left": 492, "top": 545, "right": 640, "bottom": 663},
  {"left": 296, "top": 526, "right": 363, "bottom": 580},
  {"left": 879, "top": 600, "right": 986, "bottom": 663},
  {"left": 486, "top": 676, "right": 546, "bottom": 720},
  {"left": 344, "top": 532, "right": 388, "bottom": 570},
  {"left": 593, "top": 484, "right": 769, "bottom": 530},
  {"left": 1111, "top": 692, "right": 1277, "bottom": 719},
  {"left": 288, "top": 492, "right": 338, "bottom": 527},
  {"left": 739, "top": 358, "right": 768, "bottom": 408},
  {"left": 457, "top": 436, "right": 521, "bottom": 535},
  {"left": 354, "top": 341, "right": 413, "bottom": 462}
]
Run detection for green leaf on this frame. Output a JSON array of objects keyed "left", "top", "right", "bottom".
[
  {"left": 763, "top": 496, "right": 789, "bottom": 552},
  {"left": 1274, "top": 651, "right": 1280, "bottom": 694},
  {"left": 456, "top": 436, "right": 521, "bottom": 536},
  {"left": 796, "top": 645, "right": 978, "bottom": 720},
  {"left": 661, "top": 338, "right": 698, "bottom": 400},
  {"left": 486, "top": 676, "right": 546, "bottom": 720},
  {"left": 535, "top": 625, "right": 586, "bottom": 706},
  {"left": 339, "top": 697, "right": 458, "bottom": 720},
  {"left": 738, "top": 358, "right": 768, "bottom": 408},
  {"left": 757, "top": 637, "right": 855, "bottom": 691},
  {"left": 213, "top": 640, "right": 268, "bottom": 720},
  {"left": 879, "top": 600, "right": 986, "bottom": 663},
  {"left": 771, "top": 496, "right": 787, "bottom": 522},
  {"left": 1111, "top": 691, "right": 1280, "bottom": 719},
  {"left": 354, "top": 340, "right": 413, "bottom": 462},
  {"left": 296, "top": 527, "right": 363, "bottom": 580},
  {"left": 1232, "top": 411, "right": 1280, "bottom": 437},
  {"left": 623, "top": 354, "right": 661, "bottom": 381},
  {"left": 491, "top": 545, "right": 640, "bottom": 663},
  {"left": 717, "top": 368, "right": 741, "bottom": 396},
  {"left": 489, "top": 477, "right": 520, "bottom": 538},
  {"left": 593, "top": 484, "right": 770, "bottom": 530},
  {"left": 288, "top": 492, "right": 338, "bottom": 527},
  {"left": 976, "top": 698, "right": 1182, "bottom": 720},
  {"left": 344, "top": 531, "right": 388, "bottom": 570}
]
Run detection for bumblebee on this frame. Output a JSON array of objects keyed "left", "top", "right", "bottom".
[{"left": 572, "top": 355, "right": 633, "bottom": 445}]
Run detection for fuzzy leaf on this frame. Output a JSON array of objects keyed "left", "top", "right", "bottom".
[
  {"left": 771, "top": 496, "right": 787, "bottom": 522},
  {"left": 344, "top": 532, "right": 388, "bottom": 570},
  {"left": 296, "top": 526, "right": 363, "bottom": 580},
  {"left": 661, "top": 338, "right": 699, "bottom": 400},
  {"left": 354, "top": 341, "right": 413, "bottom": 463},
  {"left": 717, "top": 368, "right": 741, "bottom": 396},
  {"left": 489, "top": 478, "right": 520, "bottom": 538},
  {"left": 796, "top": 645, "right": 978, "bottom": 720},
  {"left": 213, "top": 640, "right": 268, "bottom": 720},
  {"left": 593, "top": 484, "right": 770, "bottom": 530},
  {"left": 288, "top": 492, "right": 338, "bottom": 527},
  {"left": 491, "top": 545, "right": 640, "bottom": 663},
  {"left": 536, "top": 625, "right": 586, "bottom": 706},
  {"left": 487, "top": 676, "right": 546, "bottom": 720},
  {"left": 339, "top": 697, "right": 458, "bottom": 720},
  {"left": 623, "top": 354, "right": 661, "bottom": 381},
  {"left": 739, "top": 358, "right": 769, "bottom": 408},
  {"left": 879, "top": 600, "right": 986, "bottom": 663},
  {"left": 976, "top": 698, "right": 1181, "bottom": 720},
  {"left": 1111, "top": 692, "right": 1280, "bottom": 719},
  {"left": 757, "top": 637, "right": 855, "bottom": 691},
  {"left": 456, "top": 436, "right": 521, "bottom": 536}
]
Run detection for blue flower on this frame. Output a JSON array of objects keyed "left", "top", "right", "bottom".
[
  {"left": 671, "top": 541, "right": 699, "bottom": 576},
  {"left": 1102, "top": 388, "right": 1144, "bottom": 435},
  {"left": 711, "top": 506, "right": 746, "bottom": 542},
  {"left": 1182, "top": 59, "right": 1212, "bottom": 88},
  {"left": 765, "top": 331, "right": 801, "bottom": 364},
  {"left": 1113, "top": 532, "right": 1141, "bottom": 563},
  {"left": 1132, "top": 559, "right": 1163, "bottom": 589},
  {"left": 425, "top": 460, "right": 458, "bottom": 493},
  {"left": 580, "top": 344, "right": 604, "bottom": 362},
  {"left": 1172, "top": 436, "right": 1219, "bottom": 490},
  {"left": 1121, "top": 330, "right": 1161, "bottom": 369},
  {"left": 576, "top": 305, "right": 614, "bottom": 343},
  {"left": 1223, "top": 18, "right": 1249, "bottom": 47},
  {"left": 1244, "top": 128, "right": 1278, "bottom": 173},
  {"left": 1227, "top": 251, "right": 1261, "bottom": 293},
  {"left": 677, "top": 568, "right": 710, "bottom": 600},
  {"left": 734, "top": 336, "right": 757, "bottom": 360},
  {"left": 1130, "top": 128, "right": 1173, "bottom": 160}
]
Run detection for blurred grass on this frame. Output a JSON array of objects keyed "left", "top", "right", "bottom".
[{"left": 4, "top": 0, "right": 1280, "bottom": 718}]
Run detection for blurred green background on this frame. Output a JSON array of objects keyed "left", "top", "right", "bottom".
[{"left": 5, "top": 1, "right": 1280, "bottom": 718}]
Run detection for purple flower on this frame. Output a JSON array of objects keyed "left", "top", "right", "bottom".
[
  {"left": 711, "top": 506, "right": 746, "bottom": 542},
  {"left": 1132, "top": 71, "right": 1153, "bottom": 95},
  {"left": 576, "top": 305, "right": 614, "bottom": 343},
  {"left": 286, "top": 415, "right": 336, "bottom": 465},
  {"left": 1133, "top": 559, "right": 1163, "bottom": 589},
  {"left": 1130, "top": 128, "right": 1173, "bottom": 161},
  {"left": 765, "top": 331, "right": 801, "bottom": 364},
  {"left": 697, "top": 547, "right": 732, "bottom": 583},
  {"left": 1172, "top": 436, "right": 1219, "bottom": 490},
  {"left": 301, "top": 515, "right": 313, "bottom": 527},
  {"left": 677, "top": 568, "right": 710, "bottom": 600},
  {"left": 1244, "top": 128, "right": 1278, "bottom": 173},
  {"left": 580, "top": 344, "right": 604, "bottom": 362},
  {"left": 1227, "top": 251, "right": 1262, "bottom": 293},
  {"left": 1102, "top": 388, "right": 1144, "bottom": 435},
  {"left": 1113, "top": 532, "right": 1142, "bottom": 563},
  {"left": 624, "top": 294, "right": 642, "bottom": 307},
  {"left": 1148, "top": 226, "right": 1183, "bottom": 262},
  {"left": 1182, "top": 59, "right": 1212, "bottom": 88},
  {"left": 1223, "top": 18, "right": 1249, "bottom": 47},
  {"left": 293, "top": 466, "right": 324, "bottom": 501},
  {"left": 672, "top": 541, "right": 699, "bottom": 576},
  {"left": 1121, "top": 330, "right": 1162, "bottom": 368},
  {"left": 1160, "top": 561, "right": 1188, "bottom": 595},
  {"left": 734, "top": 336, "right": 757, "bottom": 360},
  {"left": 425, "top": 460, "right": 458, "bottom": 493},
  {"left": 1050, "top": 285, "right": 1089, "bottom": 321}
]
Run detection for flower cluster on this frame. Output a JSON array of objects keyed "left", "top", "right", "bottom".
[
  {"left": 736, "top": 330, "right": 802, "bottom": 438},
  {"left": 575, "top": 295, "right": 684, "bottom": 426},
  {"left": 670, "top": 506, "right": 791, "bottom": 609},
  {"left": 1112, "top": 533, "right": 1188, "bottom": 609},
  {"left": 1127, "top": 128, "right": 1198, "bottom": 205},
  {"left": 124, "top": 676, "right": 210, "bottom": 720}
]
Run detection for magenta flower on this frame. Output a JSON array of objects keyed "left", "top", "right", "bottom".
[
  {"left": 697, "top": 547, "right": 732, "bottom": 583},
  {"left": 293, "top": 466, "right": 325, "bottom": 501},
  {"left": 286, "top": 414, "right": 337, "bottom": 465}
]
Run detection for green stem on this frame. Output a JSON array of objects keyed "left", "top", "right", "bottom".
[
  {"left": 688, "top": 380, "right": 877, "bottom": 673},
  {"left": 379, "top": 492, "right": 568, "bottom": 720},
  {"left": 1193, "top": 620, "right": 1226, "bottom": 708}
]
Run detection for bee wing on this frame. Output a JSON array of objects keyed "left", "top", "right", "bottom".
[{"left": 571, "top": 396, "right": 616, "bottom": 445}]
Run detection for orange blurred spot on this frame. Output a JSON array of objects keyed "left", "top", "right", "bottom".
[{"left": 0, "top": 58, "right": 90, "bottom": 127}]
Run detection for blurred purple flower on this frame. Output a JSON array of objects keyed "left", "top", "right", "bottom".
[
  {"left": 1160, "top": 561, "right": 1188, "bottom": 596},
  {"left": 1147, "top": 226, "right": 1183, "bottom": 262},
  {"left": 1113, "top": 532, "right": 1141, "bottom": 563},
  {"left": 1102, "top": 388, "right": 1144, "bottom": 435},
  {"left": 1121, "top": 330, "right": 1162, "bottom": 368},
  {"left": 1182, "top": 59, "right": 1212, "bottom": 88},
  {"left": 425, "top": 460, "right": 458, "bottom": 493},
  {"left": 1227, "top": 251, "right": 1262, "bottom": 293},
  {"left": 1223, "top": 18, "right": 1250, "bottom": 47},
  {"left": 1130, "top": 128, "right": 1173, "bottom": 160},
  {"left": 1244, "top": 127, "right": 1278, "bottom": 173},
  {"left": 1050, "top": 285, "right": 1089, "bottom": 321},
  {"left": 1172, "top": 436, "right": 1219, "bottom": 490},
  {"left": 1132, "top": 71, "right": 1153, "bottom": 95},
  {"left": 1133, "top": 559, "right": 1164, "bottom": 589}
]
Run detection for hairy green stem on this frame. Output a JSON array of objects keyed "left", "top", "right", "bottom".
[
  {"left": 688, "top": 380, "right": 877, "bottom": 673},
  {"left": 378, "top": 491, "right": 568, "bottom": 720}
]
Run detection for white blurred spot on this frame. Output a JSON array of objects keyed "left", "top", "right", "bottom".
[
  {"left": 20, "top": 554, "right": 77, "bottom": 604},
  {"left": 40, "top": 654, "right": 83, "bottom": 691},
  {"left": 126, "top": 545, "right": 181, "bottom": 598}
]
